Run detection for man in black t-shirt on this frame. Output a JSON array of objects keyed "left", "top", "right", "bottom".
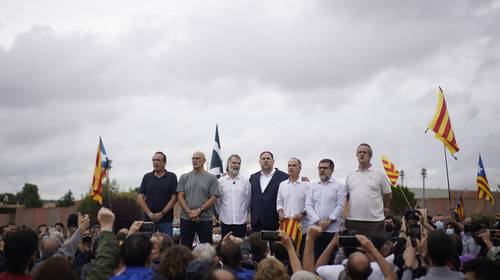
[{"left": 137, "top": 151, "right": 178, "bottom": 236}]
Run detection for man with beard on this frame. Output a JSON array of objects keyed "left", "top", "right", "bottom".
[{"left": 215, "top": 154, "right": 251, "bottom": 238}]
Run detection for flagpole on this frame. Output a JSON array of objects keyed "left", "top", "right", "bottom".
[{"left": 443, "top": 145, "right": 453, "bottom": 216}]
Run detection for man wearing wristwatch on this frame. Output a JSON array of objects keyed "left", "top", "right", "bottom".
[
  {"left": 277, "top": 159, "right": 310, "bottom": 234},
  {"left": 137, "top": 151, "right": 178, "bottom": 236},
  {"left": 305, "top": 158, "right": 347, "bottom": 260},
  {"left": 177, "top": 151, "right": 219, "bottom": 249}
]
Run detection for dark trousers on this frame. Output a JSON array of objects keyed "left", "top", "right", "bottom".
[
  {"left": 180, "top": 219, "right": 213, "bottom": 249},
  {"left": 221, "top": 222, "right": 247, "bottom": 238},
  {"left": 314, "top": 232, "right": 335, "bottom": 261},
  {"left": 345, "top": 220, "right": 385, "bottom": 236}
]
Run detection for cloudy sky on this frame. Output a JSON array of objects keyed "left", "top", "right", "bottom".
[{"left": 1, "top": 0, "right": 499, "bottom": 200}]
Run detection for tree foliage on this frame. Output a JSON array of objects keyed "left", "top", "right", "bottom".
[
  {"left": 77, "top": 178, "right": 141, "bottom": 229},
  {"left": 56, "top": 190, "right": 75, "bottom": 207},
  {"left": 17, "top": 183, "right": 43, "bottom": 208},
  {"left": 390, "top": 185, "right": 417, "bottom": 216},
  {"left": 0, "top": 193, "right": 17, "bottom": 205}
]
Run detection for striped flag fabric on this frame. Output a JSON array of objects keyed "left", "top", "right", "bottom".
[
  {"left": 209, "top": 124, "right": 223, "bottom": 178},
  {"left": 427, "top": 87, "right": 460, "bottom": 156},
  {"left": 455, "top": 192, "right": 465, "bottom": 222},
  {"left": 279, "top": 218, "right": 302, "bottom": 252},
  {"left": 381, "top": 155, "right": 399, "bottom": 186},
  {"left": 90, "top": 137, "right": 111, "bottom": 204},
  {"left": 477, "top": 154, "right": 494, "bottom": 205}
]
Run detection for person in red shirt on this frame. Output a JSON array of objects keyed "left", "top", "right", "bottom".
[{"left": 0, "top": 230, "right": 38, "bottom": 280}]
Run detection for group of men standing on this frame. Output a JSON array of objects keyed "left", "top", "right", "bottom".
[{"left": 136, "top": 143, "right": 392, "bottom": 254}]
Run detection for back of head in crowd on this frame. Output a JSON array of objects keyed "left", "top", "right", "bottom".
[
  {"left": 345, "top": 252, "right": 372, "bottom": 280},
  {"left": 462, "top": 258, "right": 500, "bottom": 280},
  {"left": 121, "top": 234, "right": 152, "bottom": 267},
  {"left": 219, "top": 240, "right": 242, "bottom": 268},
  {"left": 249, "top": 232, "right": 269, "bottom": 262},
  {"left": 254, "top": 257, "right": 288, "bottom": 280},
  {"left": 33, "top": 256, "right": 79, "bottom": 280},
  {"left": 4, "top": 230, "right": 39, "bottom": 273},
  {"left": 159, "top": 244, "right": 193, "bottom": 280},
  {"left": 427, "top": 230, "right": 454, "bottom": 266}
]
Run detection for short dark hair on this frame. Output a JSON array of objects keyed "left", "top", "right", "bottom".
[
  {"left": 259, "top": 151, "right": 274, "bottom": 160},
  {"left": 55, "top": 222, "right": 64, "bottom": 228},
  {"left": 319, "top": 158, "right": 334, "bottom": 169},
  {"left": 357, "top": 143, "right": 373, "bottom": 157},
  {"left": 462, "top": 258, "right": 500, "bottom": 280},
  {"left": 427, "top": 231, "right": 454, "bottom": 266},
  {"left": 67, "top": 213, "right": 78, "bottom": 228},
  {"left": 5, "top": 230, "right": 39, "bottom": 273},
  {"left": 220, "top": 240, "right": 242, "bottom": 268},
  {"left": 289, "top": 158, "right": 301, "bottom": 168},
  {"left": 249, "top": 232, "right": 268, "bottom": 259},
  {"left": 155, "top": 151, "right": 167, "bottom": 162},
  {"left": 121, "top": 234, "right": 152, "bottom": 267}
]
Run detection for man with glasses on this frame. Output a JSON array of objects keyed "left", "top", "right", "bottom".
[
  {"left": 137, "top": 151, "right": 178, "bottom": 236},
  {"left": 177, "top": 151, "right": 219, "bottom": 248},
  {"left": 305, "top": 158, "right": 346, "bottom": 260}
]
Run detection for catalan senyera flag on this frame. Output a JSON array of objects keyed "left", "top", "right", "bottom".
[
  {"left": 381, "top": 155, "right": 399, "bottom": 186},
  {"left": 427, "top": 87, "right": 460, "bottom": 156},
  {"left": 477, "top": 154, "right": 494, "bottom": 205},
  {"left": 90, "top": 137, "right": 111, "bottom": 204},
  {"left": 455, "top": 192, "right": 465, "bottom": 222},
  {"left": 279, "top": 218, "right": 302, "bottom": 252}
]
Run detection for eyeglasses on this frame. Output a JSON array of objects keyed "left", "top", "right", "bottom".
[{"left": 192, "top": 157, "right": 204, "bottom": 160}]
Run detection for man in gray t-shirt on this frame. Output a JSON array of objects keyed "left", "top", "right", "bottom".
[{"left": 177, "top": 151, "right": 219, "bottom": 248}]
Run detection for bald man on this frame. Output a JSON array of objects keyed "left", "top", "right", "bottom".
[{"left": 177, "top": 151, "right": 220, "bottom": 248}]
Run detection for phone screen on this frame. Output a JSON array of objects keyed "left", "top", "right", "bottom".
[
  {"left": 140, "top": 222, "right": 155, "bottom": 233},
  {"left": 261, "top": 230, "right": 280, "bottom": 241},
  {"left": 339, "top": 236, "right": 360, "bottom": 248}
]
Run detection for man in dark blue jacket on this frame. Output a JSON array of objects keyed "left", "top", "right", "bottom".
[{"left": 249, "top": 151, "right": 288, "bottom": 232}]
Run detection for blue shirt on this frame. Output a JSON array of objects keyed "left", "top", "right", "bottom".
[{"left": 111, "top": 266, "right": 153, "bottom": 280}]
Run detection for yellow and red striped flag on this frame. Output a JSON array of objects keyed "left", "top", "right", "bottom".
[
  {"left": 279, "top": 218, "right": 302, "bottom": 252},
  {"left": 477, "top": 154, "right": 494, "bottom": 205},
  {"left": 427, "top": 87, "right": 460, "bottom": 156},
  {"left": 381, "top": 155, "right": 399, "bottom": 186},
  {"left": 90, "top": 137, "right": 111, "bottom": 204}
]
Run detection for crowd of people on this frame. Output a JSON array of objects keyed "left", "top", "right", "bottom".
[{"left": 1, "top": 143, "right": 500, "bottom": 279}]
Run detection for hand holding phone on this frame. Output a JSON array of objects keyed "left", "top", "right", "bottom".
[
  {"left": 261, "top": 230, "right": 280, "bottom": 241},
  {"left": 339, "top": 236, "right": 361, "bottom": 248}
]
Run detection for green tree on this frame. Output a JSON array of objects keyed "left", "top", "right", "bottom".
[
  {"left": 390, "top": 185, "right": 417, "bottom": 216},
  {"left": 0, "top": 193, "right": 17, "bottom": 204},
  {"left": 56, "top": 190, "right": 75, "bottom": 207},
  {"left": 77, "top": 178, "right": 120, "bottom": 224},
  {"left": 17, "top": 183, "right": 43, "bottom": 208}
]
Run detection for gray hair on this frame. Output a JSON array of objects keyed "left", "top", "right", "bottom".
[{"left": 192, "top": 243, "right": 216, "bottom": 261}]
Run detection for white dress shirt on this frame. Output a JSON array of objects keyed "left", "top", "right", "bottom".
[
  {"left": 305, "top": 178, "right": 346, "bottom": 233},
  {"left": 215, "top": 174, "right": 251, "bottom": 225},
  {"left": 276, "top": 178, "right": 310, "bottom": 228},
  {"left": 260, "top": 169, "right": 275, "bottom": 193}
]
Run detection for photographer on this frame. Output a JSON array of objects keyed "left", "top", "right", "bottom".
[
  {"left": 402, "top": 231, "right": 463, "bottom": 280},
  {"left": 478, "top": 229, "right": 500, "bottom": 261}
]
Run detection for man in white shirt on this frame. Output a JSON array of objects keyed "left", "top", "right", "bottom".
[
  {"left": 215, "top": 154, "right": 251, "bottom": 238},
  {"left": 305, "top": 158, "right": 347, "bottom": 259},
  {"left": 277, "top": 158, "right": 310, "bottom": 233},
  {"left": 345, "top": 143, "right": 392, "bottom": 236}
]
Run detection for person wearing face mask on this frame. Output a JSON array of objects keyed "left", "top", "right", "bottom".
[
  {"left": 215, "top": 154, "right": 251, "bottom": 238},
  {"left": 383, "top": 216, "right": 398, "bottom": 239}
]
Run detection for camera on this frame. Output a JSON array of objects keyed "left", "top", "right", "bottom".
[{"left": 404, "top": 209, "right": 420, "bottom": 221}]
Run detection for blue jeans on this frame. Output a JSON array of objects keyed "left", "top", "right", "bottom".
[
  {"left": 156, "top": 222, "right": 173, "bottom": 237},
  {"left": 180, "top": 219, "right": 212, "bottom": 249}
]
